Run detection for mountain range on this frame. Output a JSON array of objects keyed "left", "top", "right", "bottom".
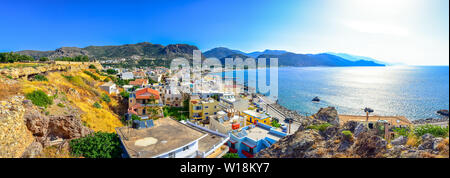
[
  {"left": 203, "top": 47, "right": 385, "bottom": 67},
  {"left": 15, "top": 42, "right": 386, "bottom": 67}
]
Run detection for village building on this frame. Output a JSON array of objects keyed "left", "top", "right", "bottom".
[
  {"left": 128, "top": 88, "right": 163, "bottom": 119},
  {"left": 129, "top": 78, "right": 149, "bottom": 88},
  {"left": 120, "top": 72, "right": 134, "bottom": 80},
  {"left": 161, "top": 86, "right": 184, "bottom": 107},
  {"left": 227, "top": 122, "right": 287, "bottom": 158},
  {"left": 133, "top": 71, "right": 147, "bottom": 79},
  {"left": 99, "top": 82, "right": 119, "bottom": 94},
  {"left": 115, "top": 118, "right": 229, "bottom": 158},
  {"left": 219, "top": 94, "right": 249, "bottom": 112},
  {"left": 241, "top": 110, "right": 271, "bottom": 125},
  {"left": 189, "top": 96, "right": 220, "bottom": 121}
]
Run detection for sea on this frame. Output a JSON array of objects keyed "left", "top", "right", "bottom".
[{"left": 212, "top": 66, "right": 449, "bottom": 120}]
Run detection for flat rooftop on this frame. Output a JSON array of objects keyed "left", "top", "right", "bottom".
[
  {"left": 339, "top": 115, "right": 412, "bottom": 126},
  {"left": 116, "top": 118, "right": 206, "bottom": 158},
  {"left": 243, "top": 110, "right": 269, "bottom": 119},
  {"left": 245, "top": 126, "right": 281, "bottom": 141}
]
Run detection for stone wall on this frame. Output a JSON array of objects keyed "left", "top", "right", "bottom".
[{"left": 0, "top": 62, "right": 102, "bottom": 79}]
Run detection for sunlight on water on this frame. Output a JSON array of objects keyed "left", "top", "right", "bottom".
[{"left": 216, "top": 66, "right": 449, "bottom": 120}]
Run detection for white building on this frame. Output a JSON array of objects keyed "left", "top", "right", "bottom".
[
  {"left": 100, "top": 82, "right": 119, "bottom": 94},
  {"left": 120, "top": 72, "right": 134, "bottom": 80},
  {"left": 115, "top": 118, "right": 229, "bottom": 158}
]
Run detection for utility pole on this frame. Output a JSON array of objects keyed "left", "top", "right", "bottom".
[{"left": 288, "top": 119, "right": 292, "bottom": 134}]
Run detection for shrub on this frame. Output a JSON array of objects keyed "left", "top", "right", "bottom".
[
  {"left": 88, "top": 64, "right": 96, "bottom": 69},
  {"left": 222, "top": 153, "right": 240, "bottom": 158},
  {"left": 342, "top": 130, "right": 353, "bottom": 139},
  {"left": 414, "top": 124, "right": 449, "bottom": 137},
  {"left": 83, "top": 70, "right": 100, "bottom": 80},
  {"left": 103, "top": 78, "right": 110, "bottom": 82},
  {"left": 101, "top": 93, "right": 111, "bottom": 103},
  {"left": 106, "top": 69, "right": 118, "bottom": 75},
  {"left": 93, "top": 102, "right": 102, "bottom": 109},
  {"left": 25, "top": 90, "right": 53, "bottom": 107},
  {"left": 69, "top": 132, "right": 122, "bottom": 158},
  {"left": 34, "top": 74, "right": 48, "bottom": 81},
  {"left": 307, "top": 123, "right": 332, "bottom": 132},
  {"left": 62, "top": 75, "right": 85, "bottom": 87},
  {"left": 271, "top": 119, "right": 281, "bottom": 128},
  {"left": 131, "top": 114, "right": 141, "bottom": 121},
  {"left": 57, "top": 103, "right": 65, "bottom": 107},
  {"left": 120, "top": 91, "right": 130, "bottom": 99},
  {"left": 392, "top": 127, "right": 411, "bottom": 138},
  {"left": 163, "top": 106, "right": 189, "bottom": 121}
]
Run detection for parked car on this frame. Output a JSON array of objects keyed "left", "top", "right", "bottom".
[{"left": 284, "top": 118, "right": 293, "bottom": 123}]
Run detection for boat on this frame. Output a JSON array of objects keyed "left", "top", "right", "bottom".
[{"left": 312, "top": 96, "right": 320, "bottom": 102}]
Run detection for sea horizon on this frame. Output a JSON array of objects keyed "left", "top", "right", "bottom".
[{"left": 211, "top": 65, "right": 449, "bottom": 120}]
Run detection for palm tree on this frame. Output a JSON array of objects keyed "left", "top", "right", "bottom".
[{"left": 364, "top": 107, "right": 374, "bottom": 122}]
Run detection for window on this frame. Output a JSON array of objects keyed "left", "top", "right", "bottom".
[
  {"left": 183, "top": 146, "right": 189, "bottom": 151},
  {"left": 249, "top": 147, "right": 254, "bottom": 154},
  {"left": 168, "top": 152, "right": 176, "bottom": 158},
  {"left": 205, "top": 113, "right": 209, "bottom": 115},
  {"left": 205, "top": 106, "right": 209, "bottom": 109}
]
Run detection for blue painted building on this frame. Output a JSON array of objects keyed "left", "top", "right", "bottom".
[{"left": 226, "top": 122, "right": 287, "bottom": 158}]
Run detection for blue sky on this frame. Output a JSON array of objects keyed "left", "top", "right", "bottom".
[{"left": 0, "top": 0, "right": 448, "bottom": 65}]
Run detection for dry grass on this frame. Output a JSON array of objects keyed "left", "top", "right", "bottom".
[
  {"left": 437, "top": 138, "right": 449, "bottom": 156},
  {"left": 406, "top": 135, "right": 420, "bottom": 147},
  {"left": 37, "top": 146, "right": 74, "bottom": 158},
  {"left": 0, "top": 81, "right": 21, "bottom": 100},
  {"left": 20, "top": 70, "right": 123, "bottom": 133}
]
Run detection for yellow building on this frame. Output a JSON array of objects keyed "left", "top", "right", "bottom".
[
  {"left": 189, "top": 97, "right": 219, "bottom": 121},
  {"left": 241, "top": 110, "right": 271, "bottom": 125}
]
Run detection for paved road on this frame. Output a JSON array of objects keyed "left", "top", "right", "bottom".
[
  {"left": 414, "top": 121, "right": 449, "bottom": 128},
  {"left": 254, "top": 95, "right": 301, "bottom": 135}
]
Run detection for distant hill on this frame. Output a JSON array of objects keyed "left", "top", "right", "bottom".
[
  {"left": 203, "top": 47, "right": 247, "bottom": 59},
  {"left": 15, "top": 44, "right": 385, "bottom": 67},
  {"left": 16, "top": 42, "right": 199, "bottom": 67},
  {"left": 259, "top": 53, "right": 385, "bottom": 67},
  {"left": 325, "top": 52, "right": 394, "bottom": 66},
  {"left": 203, "top": 47, "right": 385, "bottom": 67},
  {"left": 247, "top": 49, "right": 289, "bottom": 58}
]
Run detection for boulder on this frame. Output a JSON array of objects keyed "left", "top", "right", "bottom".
[
  {"left": 353, "top": 131, "right": 387, "bottom": 157},
  {"left": 391, "top": 136, "right": 408, "bottom": 146},
  {"left": 418, "top": 134, "right": 434, "bottom": 150},
  {"left": 23, "top": 106, "right": 93, "bottom": 146},
  {"left": 21, "top": 141, "right": 43, "bottom": 158},
  {"left": 353, "top": 123, "right": 368, "bottom": 137},
  {"left": 437, "top": 109, "right": 449, "bottom": 117},
  {"left": 313, "top": 107, "right": 340, "bottom": 126}
]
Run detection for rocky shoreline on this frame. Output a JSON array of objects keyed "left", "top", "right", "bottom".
[{"left": 412, "top": 117, "right": 449, "bottom": 125}]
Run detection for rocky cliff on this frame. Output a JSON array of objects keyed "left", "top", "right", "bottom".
[
  {"left": 0, "top": 61, "right": 102, "bottom": 79},
  {"left": 0, "top": 62, "right": 120, "bottom": 158},
  {"left": 257, "top": 107, "right": 449, "bottom": 158},
  {"left": 16, "top": 42, "right": 199, "bottom": 62},
  {"left": 0, "top": 96, "right": 34, "bottom": 158}
]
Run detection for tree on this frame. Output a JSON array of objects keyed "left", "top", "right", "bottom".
[
  {"left": 106, "top": 69, "right": 118, "bottom": 75},
  {"left": 69, "top": 132, "right": 122, "bottom": 158},
  {"left": 39, "top": 57, "right": 49, "bottom": 62}
]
